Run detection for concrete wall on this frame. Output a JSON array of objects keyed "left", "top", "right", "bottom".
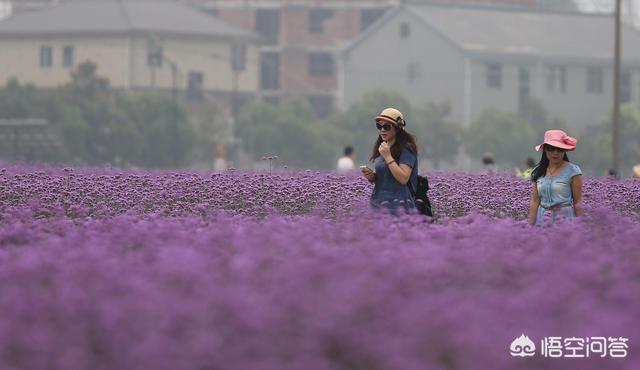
[
  {"left": 215, "top": 3, "right": 392, "bottom": 108},
  {"left": 341, "top": 9, "right": 466, "bottom": 121},
  {"left": 469, "top": 59, "right": 639, "bottom": 131},
  {"left": 468, "top": 61, "right": 522, "bottom": 123},
  {"left": 0, "top": 34, "right": 260, "bottom": 93},
  {"left": 341, "top": 6, "right": 640, "bottom": 132},
  {"left": 0, "top": 37, "right": 130, "bottom": 87},
  {"left": 129, "top": 36, "right": 259, "bottom": 93}
]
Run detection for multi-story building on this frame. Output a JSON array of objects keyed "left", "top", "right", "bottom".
[
  {"left": 341, "top": 3, "right": 640, "bottom": 131},
  {"left": 2, "top": 0, "right": 588, "bottom": 119},
  {"left": 0, "top": 1, "right": 261, "bottom": 109},
  {"left": 180, "top": 0, "right": 398, "bottom": 118},
  {"left": 3, "top": 0, "right": 399, "bottom": 118}
]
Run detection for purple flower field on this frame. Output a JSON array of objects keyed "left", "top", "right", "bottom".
[{"left": 1, "top": 164, "right": 639, "bottom": 370}]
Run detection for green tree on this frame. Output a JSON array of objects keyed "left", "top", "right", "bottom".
[
  {"left": 519, "top": 97, "right": 568, "bottom": 140},
  {"left": 58, "top": 62, "right": 195, "bottom": 167},
  {"left": 0, "top": 79, "right": 64, "bottom": 161},
  {"left": 118, "top": 93, "right": 196, "bottom": 167},
  {"left": 0, "top": 78, "right": 47, "bottom": 118},
  {"left": 328, "top": 89, "right": 411, "bottom": 164},
  {"left": 412, "top": 101, "right": 462, "bottom": 169},
  {"left": 236, "top": 99, "right": 341, "bottom": 169},
  {"left": 465, "top": 108, "right": 536, "bottom": 167},
  {"left": 573, "top": 104, "right": 640, "bottom": 176},
  {"left": 191, "top": 103, "right": 227, "bottom": 167},
  {"left": 0, "top": 62, "right": 196, "bottom": 167}
]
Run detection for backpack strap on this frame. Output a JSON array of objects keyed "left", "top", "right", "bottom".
[{"left": 406, "top": 178, "right": 416, "bottom": 199}]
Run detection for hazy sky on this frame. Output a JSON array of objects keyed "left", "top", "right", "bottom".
[
  {"left": 0, "top": 1, "right": 11, "bottom": 19},
  {"left": 575, "top": 0, "right": 640, "bottom": 26},
  {"left": 0, "top": 0, "right": 638, "bottom": 24}
]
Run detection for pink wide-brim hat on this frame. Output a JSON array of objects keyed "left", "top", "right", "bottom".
[{"left": 535, "top": 130, "right": 577, "bottom": 151}]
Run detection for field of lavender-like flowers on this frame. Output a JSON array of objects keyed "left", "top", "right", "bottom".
[{"left": 1, "top": 164, "right": 639, "bottom": 370}]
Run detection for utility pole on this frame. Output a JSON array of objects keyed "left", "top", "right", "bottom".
[
  {"left": 162, "top": 55, "right": 180, "bottom": 166},
  {"left": 612, "top": 0, "right": 622, "bottom": 177}
]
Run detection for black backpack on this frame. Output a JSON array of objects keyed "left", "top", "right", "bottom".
[{"left": 407, "top": 175, "right": 434, "bottom": 219}]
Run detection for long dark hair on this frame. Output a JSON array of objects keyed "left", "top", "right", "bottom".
[
  {"left": 531, "top": 145, "right": 570, "bottom": 182},
  {"left": 369, "top": 127, "right": 418, "bottom": 162}
]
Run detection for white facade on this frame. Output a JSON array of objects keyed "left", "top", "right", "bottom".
[
  {"left": 340, "top": 4, "right": 640, "bottom": 132},
  {"left": 0, "top": 1, "right": 261, "bottom": 94}
]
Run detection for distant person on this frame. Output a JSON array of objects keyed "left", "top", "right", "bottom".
[
  {"left": 634, "top": 164, "right": 640, "bottom": 179},
  {"left": 606, "top": 169, "right": 618, "bottom": 179},
  {"left": 516, "top": 157, "right": 536, "bottom": 180},
  {"left": 336, "top": 146, "right": 355, "bottom": 172},
  {"left": 527, "top": 130, "right": 583, "bottom": 225},
  {"left": 213, "top": 143, "right": 227, "bottom": 171},
  {"left": 361, "top": 108, "right": 418, "bottom": 214},
  {"left": 482, "top": 152, "right": 496, "bottom": 175}
]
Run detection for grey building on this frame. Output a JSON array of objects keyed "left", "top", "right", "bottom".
[{"left": 340, "top": 3, "right": 640, "bottom": 131}]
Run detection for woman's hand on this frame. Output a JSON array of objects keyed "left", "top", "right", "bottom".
[
  {"left": 378, "top": 141, "right": 391, "bottom": 161},
  {"left": 527, "top": 182, "right": 540, "bottom": 225},
  {"left": 361, "top": 167, "right": 376, "bottom": 182},
  {"left": 571, "top": 174, "right": 583, "bottom": 217}
]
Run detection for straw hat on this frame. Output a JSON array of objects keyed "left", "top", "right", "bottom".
[{"left": 375, "top": 108, "right": 406, "bottom": 128}]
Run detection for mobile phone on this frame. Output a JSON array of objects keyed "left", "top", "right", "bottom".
[{"left": 359, "top": 165, "right": 373, "bottom": 172}]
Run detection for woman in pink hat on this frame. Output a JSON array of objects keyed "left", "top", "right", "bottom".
[
  {"left": 527, "top": 130, "right": 583, "bottom": 225},
  {"left": 360, "top": 107, "right": 419, "bottom": 214}
]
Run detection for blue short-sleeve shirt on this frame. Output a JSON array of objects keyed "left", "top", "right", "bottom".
[
  {"left": 536, "top": 162, "right": 582, "bottom": 208},
  {"left": 535, "top": 162, "right": 582, "bottom": 225},
  {"left": 370, "top": 148, "right": 418, "bottom": 212}
]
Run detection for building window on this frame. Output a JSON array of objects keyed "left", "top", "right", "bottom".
[
  {"left": 309, "top": 8, "right": 333, "bottom": 33},
  {"left": 256, "top": 8, "right": 279, "bottom": 45},
  {"left": 201, "top": 8, "right": 218, "bottom": 17},
  {"left": 260, "top": 52, "right": 280, "bottom": 90},
  {"left": 621, "top": 70, "right": 631, "bottom": 103},
  {"left": 263, "top": 96, "right": 280, "bottom": 105},
  {"left": 361, "top": 8, "right": 386, "bottom": 31},
  {"left": 586, "top": 67, "right": 603, "bottom": 94},
  {"left": 231, "top": 44, "right": 246, "bottom": 72},
  {"left": 308, "top": 95, "right": 333, "bottom": 118},
  {"left": 62, "top": 46, "right": 74, "bottom": 68},
  {"left": 187, "top": 71, "right": 204, "bottom": 100},
  {"left": 400, "top": 22, "right": 410, "bottom": 38},
  {"left": 407, "top": 63, "right": 421, "bottom": 82},
  {"left": 486, "top": 63, "right": 502, "bottom": 89},
  {"left": 546, "top": 65, "right": 567, "bottom": 93},
  {"left": 308, "top": 52, "right": 333, "bottom": 77},
  {"left": 147, "top": 44, "right": 163, "bottom": 67},
  {"left": 39, "top": 46, "right": 52, "bottom": 68}
]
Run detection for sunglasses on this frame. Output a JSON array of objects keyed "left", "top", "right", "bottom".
[
  {"left": 375, "top": 122, "right": 393, "bottom": 131},
  {"left": 545, "top": 145, "right": 567, "bottom": 153}
]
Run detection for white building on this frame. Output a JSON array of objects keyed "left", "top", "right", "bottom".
[
  {"left": 0, "top": 1, "right": 261, "bottom": 100},
  {"left": 340, "top": 3, "right": 640, "bottom": 131}
]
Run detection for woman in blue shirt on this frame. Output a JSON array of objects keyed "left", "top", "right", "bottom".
[
  {"left": 527, "top": 130, "right": 583, "bottom": 225},
  {"left": 360, "top": 108, "right": 418, "bottom": 214}
]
